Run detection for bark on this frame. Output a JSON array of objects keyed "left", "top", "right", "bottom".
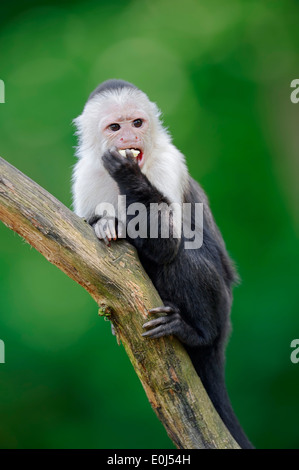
[{"left": 0, "top": 156, "right": 239, "bottom": 449}]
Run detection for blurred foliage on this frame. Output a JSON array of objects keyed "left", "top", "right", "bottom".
[{"left": 0, "top": 0, "right": 298, "bottom": 449}]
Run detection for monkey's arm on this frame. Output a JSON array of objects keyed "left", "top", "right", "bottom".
[{"left": 102, "top": 148, "right": 181, "bottom": 264}]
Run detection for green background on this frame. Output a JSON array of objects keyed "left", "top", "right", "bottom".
[{"left": 0, "top": 0, "right": 298, "bottom": 449}]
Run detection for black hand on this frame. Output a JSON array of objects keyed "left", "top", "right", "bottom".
[{"left": 102, "top": 148, "right": 141, "bottom": 182}]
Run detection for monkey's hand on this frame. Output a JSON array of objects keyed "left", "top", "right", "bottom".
[
  {"left": 142, "top": 306, "right": 203, "bottom": 348},
  {"left": 102, "top": 148, "right": 141, "bottom": 182},
  {"left": 90, "top": 215, "right": 124, "bottom": 246}
]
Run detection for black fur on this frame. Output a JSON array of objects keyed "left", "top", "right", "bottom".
[
  {"left": 88, "top": 79, "right": 137, "bottom": 101},
  {"left": 102, "top": 148, "right": 254, "bottom": 449}
]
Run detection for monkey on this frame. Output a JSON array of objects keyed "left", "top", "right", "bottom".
[{"left": 72, "top": 79, "right": 253, "bottom": 449}]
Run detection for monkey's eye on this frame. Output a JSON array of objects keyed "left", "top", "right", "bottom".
[
  {"left": 133, "top": 119, "right": 143, "bottom": 128},
  {"left": 109, "top": 123, "right": 120, "bottom": 132}
]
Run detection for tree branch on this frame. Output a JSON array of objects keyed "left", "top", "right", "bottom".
[{"left": 0, "top": 156, "right": 239, "bottom": 449}]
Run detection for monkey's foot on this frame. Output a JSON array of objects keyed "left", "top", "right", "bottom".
[{"left": 142, "top": 306, "right": 201, "bottom": 347}]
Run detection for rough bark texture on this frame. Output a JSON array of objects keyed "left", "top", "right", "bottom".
[{"left": 0, "top": 156, "right": 239, "bottom": 449}]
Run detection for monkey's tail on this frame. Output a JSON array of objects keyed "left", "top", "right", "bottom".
[{"left": 188, "top": 346, "right": 254, "bottom": 449}]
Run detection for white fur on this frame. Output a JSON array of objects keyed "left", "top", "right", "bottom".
[{"left": 72, "top": 86, "right": 189, "bottom": 222}]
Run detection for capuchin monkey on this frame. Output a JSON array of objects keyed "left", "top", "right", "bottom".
[{"left": 72, "top": 79, "right": 253, "bottom": 449}]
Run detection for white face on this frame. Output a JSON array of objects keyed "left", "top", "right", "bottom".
[
  {"left": 74, "top": 88, "right": 163, "bottom": 171},
  {"left": 100, "top": 103, "right": 150, "bottom": 168}
]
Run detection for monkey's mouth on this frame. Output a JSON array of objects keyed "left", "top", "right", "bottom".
[{"left": 119, "top": 148, "right": 144, "bottom": 167}]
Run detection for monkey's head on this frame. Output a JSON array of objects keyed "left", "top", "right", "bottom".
[{"left": 74, "top": 79, "right": 167, "bottom": 171}]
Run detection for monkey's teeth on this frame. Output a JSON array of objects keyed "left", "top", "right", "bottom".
[
  {"left": 131, "top": 149, "right": 140, "bottom": 158},
  {"left": 119, "top": 149, "right": 140, "bottom": 158}
]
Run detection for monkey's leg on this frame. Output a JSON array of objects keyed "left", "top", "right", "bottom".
[{"left": 142, "top": 306, "right": 203, "bottom": 347}]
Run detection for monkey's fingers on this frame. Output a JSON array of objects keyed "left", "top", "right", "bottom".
[
  {"left": 94, "top": 221, "right": 105, "bottom": 240},
  {"left": 142, "top": 313, "right": 182, "bottom": 339},
  {"left": 110, "top": 147, "right": 123, "bottom": 159},
  {"left": 94, "top": 221, "right": 111, "bottom": 246},
  {"left": 142, "top": 323, "right": 175, "bottom": 339},
  {"left": 102, "top": 148, "right": 124, "bottom": 175},
  {"left": 124, "top": 149, "right": 138, "bottom": 164},
  {"left": 102, "top": 222, "right": 112, "bottom": 241},
  {"left": 108, "top": 219, "right": 117, "bottom": 241},
  {"left": 148, "top": 306, "right": 176, "bottom": 315},
  {"left": 142, "top": 316, "right": 172, "bottom": 330},
  {"left": 99, "top": 230, "right": 111, "bottom": 246}
]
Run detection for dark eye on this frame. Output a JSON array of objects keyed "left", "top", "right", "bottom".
[
  {"left": 109, "top": 123, "right": 120, "bottom": 132},
  {"left": 133, "top": 119, "right": 143, "bottom": 128}
]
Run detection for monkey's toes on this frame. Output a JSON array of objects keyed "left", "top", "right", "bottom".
[{"left": 148, "top": 306, "right": 176, "bottom": 315}]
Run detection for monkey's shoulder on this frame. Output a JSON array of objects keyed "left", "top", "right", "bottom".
[{"left": 184, "top": 176, "right": 209, "bottom": 205}]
